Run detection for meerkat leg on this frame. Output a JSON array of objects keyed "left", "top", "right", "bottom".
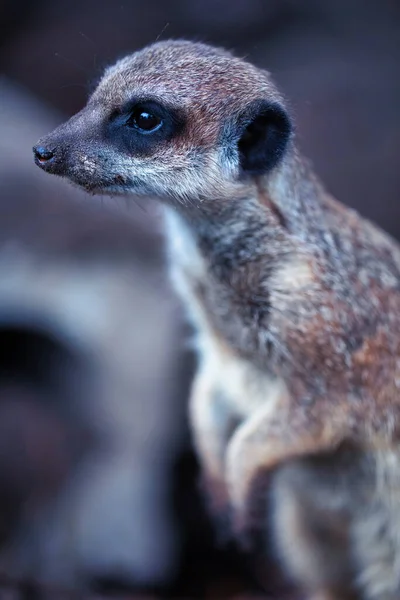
[
  {"left": 225, "top": 398, "right": 347, "bottom": 534},
  {"left": 349, "top": 449, "right": 400, "bottom": 600},
  {"left": 273, "top": 448, "right": 400, "bottom": 600},
  {"left": 272, "top": 454, "right": 361, "bottom": 600},
  {"left": 189, "top": 367, "right": 241, "bottom": 518}
]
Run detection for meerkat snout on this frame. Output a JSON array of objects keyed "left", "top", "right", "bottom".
[{"left": 33, "top": 40, "right": 292, "bottom": 200}]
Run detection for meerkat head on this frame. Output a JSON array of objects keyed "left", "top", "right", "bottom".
[{"left": 33, "top": 40, "right": 292, "bottom": 205}]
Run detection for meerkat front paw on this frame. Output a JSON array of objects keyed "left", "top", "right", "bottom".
[{"left": 226, "top": 398, "right": 346, "bottom": 541}]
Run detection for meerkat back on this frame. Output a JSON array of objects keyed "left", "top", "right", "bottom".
[{"left": 33, "top": 40, "right": 400, "bottom": 600}]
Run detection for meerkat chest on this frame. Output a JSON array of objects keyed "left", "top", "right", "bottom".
[
  {"left": 164, "top": 207, "right": 273, "bottom": 355},
  {"left": 198, "top": 328, "right": 288, "bottom": 416},
  {"left": 164, "top": 209, "right": 285, "bottom": 415},
  {"left": 164, "top": 209, "right": 208, "bottom": 296},
  {"left": 164, "top": 208, "right": 231, "bottom": 344}
]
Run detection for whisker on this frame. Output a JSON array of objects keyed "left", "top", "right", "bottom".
[
  {"left": 79, "top": 31, "right": 96, "bottom": 47},
  {"left": 154, "top": 22, "right": 170, "bottom": 44}
]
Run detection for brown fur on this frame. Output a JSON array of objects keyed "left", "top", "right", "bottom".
[{"left": 33, "top": 40, "right": 400, "bottom": 599}]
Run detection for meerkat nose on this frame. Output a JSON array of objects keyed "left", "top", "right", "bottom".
[{"left": 33, "top": 145, "right": 55, "bottom": 165}]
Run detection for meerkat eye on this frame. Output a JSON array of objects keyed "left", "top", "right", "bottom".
[{"left": 126, "top": 107, "right": 163, "bottom": 133}]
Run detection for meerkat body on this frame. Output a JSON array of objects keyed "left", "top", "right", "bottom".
[{"left": 34, "top": 40, "right": 400, "bottom": 599}]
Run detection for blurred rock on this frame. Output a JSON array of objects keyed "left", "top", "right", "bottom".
[{"left": 0, "top": 80, "right": 188, "bottom": 592}]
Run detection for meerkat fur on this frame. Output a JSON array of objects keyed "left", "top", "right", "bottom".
[{"left": 34, "top": 40, "right": 400, "bottom": 599}]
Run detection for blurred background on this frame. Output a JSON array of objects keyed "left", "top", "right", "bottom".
[{"left": 0, "top": 1, "right": 399, "bottom": 598}]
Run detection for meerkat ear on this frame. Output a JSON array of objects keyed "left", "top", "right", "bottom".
[{"left": 236, "top": 100, "right": 292, "bottom": 175}]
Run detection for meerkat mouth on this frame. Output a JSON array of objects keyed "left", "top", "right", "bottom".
[{"left": 83, "top": 183, "right": 130, "bottom": 196}]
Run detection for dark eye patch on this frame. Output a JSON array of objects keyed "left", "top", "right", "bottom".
[{"left": 106, "top": 98, "right": 186, "bottom": 157}]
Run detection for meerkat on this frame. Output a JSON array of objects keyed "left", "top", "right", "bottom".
[{"left": 33, "top": 40, "right": 400, "bottom": 600}]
